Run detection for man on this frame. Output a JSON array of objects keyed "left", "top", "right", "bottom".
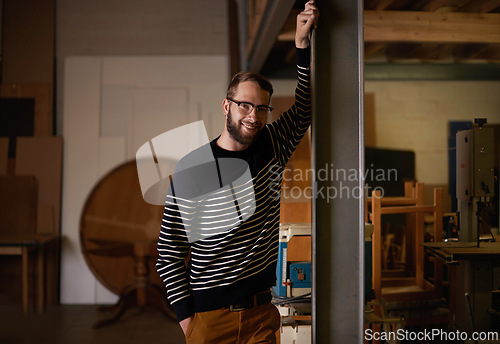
[{"left": 157, "top": 2, "right": 318, "bottom": 342}]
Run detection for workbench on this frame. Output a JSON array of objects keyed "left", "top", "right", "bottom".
[
  {"left": 423, "top": 240, "right": 500, "bottom": 332},
  {"left": 423, "top": 241, "right": 500, "bottom": 264}
]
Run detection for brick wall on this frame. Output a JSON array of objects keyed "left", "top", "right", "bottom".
[
  {"left": 365, "top": 81, "right": 500, "bottom": 185},
  {"left": 57, "top": 0, "right": 228, "bottom": 56}
]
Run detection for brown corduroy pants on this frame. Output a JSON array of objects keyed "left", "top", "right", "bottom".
[{"left": 184, "top": 302, "right": 281, "bottom": 344}]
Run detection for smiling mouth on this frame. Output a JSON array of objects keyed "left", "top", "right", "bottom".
[{"left": 241, "top": 122, "right": 259, "bottom": 130}]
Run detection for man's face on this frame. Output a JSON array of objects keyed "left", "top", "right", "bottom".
[{"left": 224, "top": 81, "right": 270, "bottom": 146}]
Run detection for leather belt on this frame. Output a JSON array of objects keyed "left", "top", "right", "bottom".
[{"left": 229, "top": 290, "right": 272, "bottom": 311}]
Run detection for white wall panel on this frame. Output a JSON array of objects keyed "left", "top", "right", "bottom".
[
  {"left": 129, "top": 88, "right": 188, "bottom": 157},
  {"left": 61, "top": 57, "right": 101, "bottom": 303},
  {"left": 95, "top": 136, "right": 126, "bottom": 303},
  {"left": 101, "top": 85, "right": 129, "bottom": 137},
  {"left": 102, "top": 56, "right": 227, "bottom": 140},
  {"left": 62, "top": 55, "right": 227, "bottom": 304}
]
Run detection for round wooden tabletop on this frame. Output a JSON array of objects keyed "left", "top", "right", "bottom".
[{"left": 80, "top": 160, "right": 165, "bottom": 295}]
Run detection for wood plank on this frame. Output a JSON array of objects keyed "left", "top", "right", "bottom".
[
  {"left": 364, "top": 42, "right": 387, "bottom": 59},
  {"left": 381, "top": 276, "right": 417, "bottom": 287},
  {"left": 364, "top": 10, "right": 500, "bottom": 43},
  {"left": 0, "top": 247, "right": 22, "bottom": 254},
  {"left": 365, "top": 0, "right": 401, "bottom": 10},
  {"left": 365, "top": 93, "right": 376, "bottom": 147},
  {"left": 280, "top": 202, "right": 311, "bottom": 223},
  {"left": 0, "top": 138, "right": 8, "bottom": 175},
  {"left": 453, "top": 42, "right": 500, "bottom": 62},
  {"left": 0, "top": 175, "right": 38, "bottom": 235},
  {"left": 385, "top": 42, "right": 455, "bottom": 62},
  {"left": 287, "top": 235, "right": 312, "bottom": 261},
  {"left": 366, "top": 196, "right": 418, "bottom": 205},
  {"left": 0, "top": 233, "right": 58, "bottom": 246},
  {"left": 0, "top": 83, "right": 53, "bottom": 136},
  {"left": 37, "top": 205, "right": 55, "bottom": 235},
  {"left": 457, "top": 0, "right": 500, "bottom": 13},
  {"left": 381, "top": 205, "right": 436, "bottom": 214},
  {"left": 16, "top": 137, "right": 62, "bottom": 306},
  {"left": 415, "top": 183, "right": 425, "bottom": 289},
  {"left": 372, "top": 190, "right": 383, "bottom": 300},
  {"left": 420, "top": 0, "right": 453, "bottom": 12},
  {"left": 279, "top": 11, "right": 500, "bottom": 43},
  {"left": 16, "top": 137, "right": 63, "bottom": 234},
  {"left": 2, "top": 0, "right": 55, "bottom": 84}
]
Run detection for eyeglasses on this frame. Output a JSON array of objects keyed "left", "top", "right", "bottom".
[{"left": 227, "top": 98, "right": 273, "bottom": 117}]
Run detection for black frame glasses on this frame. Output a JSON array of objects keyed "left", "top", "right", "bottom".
[{"left": 227, "top": 98, "right": 273, "bottom": 117}]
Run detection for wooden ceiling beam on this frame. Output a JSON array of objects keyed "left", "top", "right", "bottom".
[
  {"left": 279, "top": 10, "right": 500, "bottom": 44},
  {"left": 385, "top": 42, "right": 455, "bottom": 61},
  {"left": 364, "top": 10, "right": 500, "bottom": 43},
  {"left": 453, "top": 43, "right": 500, "bottom": 62},
  {"left": 364, "top": 42, "right": 387, "bottom": 59},
  {"left": 421, "top": 0, "right": 451, "bottom": 12},
  {"left": 420, "top": 0, "right": 471, "bottom": 12},
  {"left": 456, "top": 0, "right": 500, "bottom": 13},
  {"left": 365, "top": 0, "right": 400, "bottom": 10}
]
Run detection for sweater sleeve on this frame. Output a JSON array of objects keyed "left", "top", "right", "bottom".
[
  {"left": 267, "top": 46, "right": 312, "bottom": 166},
  {"left": 156, "top": 190, "right": 194, "bottom": 322}
]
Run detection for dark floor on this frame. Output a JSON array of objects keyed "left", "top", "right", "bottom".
[{"left": 0, "top": 304, "right": 186, "bottom": 344}]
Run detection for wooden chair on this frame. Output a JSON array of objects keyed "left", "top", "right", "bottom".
[
  {"left": 366, "top": 182, "right": 444, "bottom": 302},
  {"left": 0, "top": 175, "right": 57, "bottom": 316},
  {"left": 366, "top": 182, "right": 452, "bottom": 329}
]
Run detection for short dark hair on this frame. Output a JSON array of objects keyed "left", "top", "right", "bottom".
[{"left": 226, "top": 72, "right": 274, "bottom": 102}]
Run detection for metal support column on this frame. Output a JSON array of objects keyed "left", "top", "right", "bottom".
[{"left": 312, "top": 0, "right": 364, "bottom": 343}]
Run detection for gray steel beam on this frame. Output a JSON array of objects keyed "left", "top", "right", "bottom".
[
  {"left": 235, "top": 0, "right": 248, "bottom": 71},
  {"left": 245, "top": 0, "right": 294, "bottom": 72},
  {"left": 312, "top": 0, "right": 364, "bottom": 343}
]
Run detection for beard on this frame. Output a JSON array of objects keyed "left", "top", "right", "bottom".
[{"left": 226, "top": 109, "right": 264, "bottom": 146}]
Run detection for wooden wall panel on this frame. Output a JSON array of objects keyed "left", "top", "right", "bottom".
[
  {"left": 0, "top": 83, "right": 53, "bottom": 136},
  {"left": 15, "top": 137, "right": 62, "bottom": 305},
  {"left": 0, "top": 138, "right": 8, "bottom": 175},
  {"left": 16, "top": 137, "right": 63, "bottom": 234},
  {"left": 2, "top": 0, "right": 55, "bottom": 84},
  {"left": 365, "top": 93, "right": 376, "bottom": 147},
  {"left": 280, "top": 202, "right": 312, "bottom": 223},
  {"left": 0, "top": 176, "right": 38, "bottom": 235},
  {"left": 273, "top": 96, "right": 313, "bottom": 224}
]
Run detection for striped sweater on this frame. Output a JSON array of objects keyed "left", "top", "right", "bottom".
[{"left": 156, "top": 47, "right": 311, "bottom": 322}]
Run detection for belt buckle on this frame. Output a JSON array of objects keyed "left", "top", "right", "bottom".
[{"left": 229, "top": 304, "right": 246, "bottom": 312}]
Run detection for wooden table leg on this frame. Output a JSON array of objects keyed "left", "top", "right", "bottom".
[
  {"left": 37, "top": 246, "right": 44, "bottom": 314},
  {"left": 22, "top": 247, "right": 29, "bottom": 316}
]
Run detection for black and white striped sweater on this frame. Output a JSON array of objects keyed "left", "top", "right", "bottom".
[{"left": 156, "top": 47, "right": 311, "bottom": 322}]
